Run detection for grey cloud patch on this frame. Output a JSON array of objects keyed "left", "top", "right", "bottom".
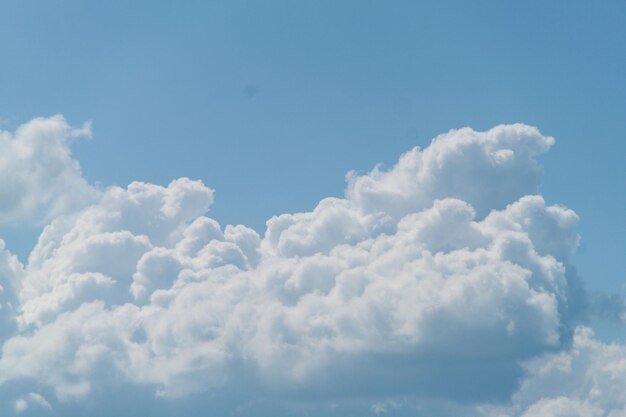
[
  {"left": 0, "top": 117, "right": 623, "bottom": 416},
  {"left": 587, "top": 291, "right": 626, "bottom": 322},
  {"left": 14, "top": 392, "right": 52, "bottom": 414},
  {"left": 503, "top": 327, "right": 626, "bottom": 417}
]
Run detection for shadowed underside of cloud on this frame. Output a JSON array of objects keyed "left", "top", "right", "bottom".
[{"left": 0, "top": 116, "right": 623, "bottom": 417}]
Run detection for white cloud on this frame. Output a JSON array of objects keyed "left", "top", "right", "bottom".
[
  {"left": 0, "top": 118, "right": 622, "bottom": 416},
  {"left": 14, "top": 392, "right": 52, "bottom": 414},
  {"left": 17, "top": 178, "right": 214, "bottom": 328},
  {"left": 0, "top": 115, "right": 99, "bottom": 225},
  {"left": 346, "top": 123, "right": 554, "bottom": 219}
]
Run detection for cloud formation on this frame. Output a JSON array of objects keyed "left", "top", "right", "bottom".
[
  {"left": 0, "top": 115, "right": 98, "bottom": 225},
  {"left": 479, "top": 327, "right": 626, "bottom": 417},
  {"left": 0, "top": 116, "right": 623, "bottom": 416}
]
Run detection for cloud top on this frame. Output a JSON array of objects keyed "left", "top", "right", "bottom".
[
  {"left": 346, "top": 124, "right": 554, "bottom": 219},
  {"left": 0, "top": 115, "right": 98, "bottom": 225}
]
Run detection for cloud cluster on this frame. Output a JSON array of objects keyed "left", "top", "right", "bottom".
[{"left": 0, "top": 116, "right": 622, "bottom": 416}]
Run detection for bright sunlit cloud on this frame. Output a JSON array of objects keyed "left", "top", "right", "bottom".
[{"left": 0, "top": 116, "right": 623, "bottom": 416}]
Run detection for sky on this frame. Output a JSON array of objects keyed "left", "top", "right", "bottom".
[{"left": 0, "top": 1, "right": 624, "bottom": 416}]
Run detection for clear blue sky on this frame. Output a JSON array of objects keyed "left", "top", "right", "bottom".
[{"left": 1, "top": 2, "right": 625, "bottom": 416}]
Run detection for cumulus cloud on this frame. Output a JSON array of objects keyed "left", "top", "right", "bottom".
[
  {"left": 0, "top": 117, "right": 623, "bottom": 416},
  {"left": 346, "top": 124, "right": 554, "bottom": 219},
  {"left": 0, "top": 115, "right": 99, "bottom": 225}
]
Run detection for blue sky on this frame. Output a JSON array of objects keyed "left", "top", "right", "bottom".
[{"left": 0, "top": 1, "right": 625, "bottom": 416}]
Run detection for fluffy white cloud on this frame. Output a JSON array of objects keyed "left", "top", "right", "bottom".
[
  {"left": 0, "top": 118, "right": 622, "bottom": 416},
  {"left": 346, "top": 124, "right": 554, "bottom": 219},
  {"left": 16, "top": 178, "right": 214, "bottom": 328},
  {"left": 0, "top": 115, "right": 99, "bottom": 225}
]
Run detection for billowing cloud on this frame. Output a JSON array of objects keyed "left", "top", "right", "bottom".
[
  {"left": 346, "top": 124, "right": 554, "bottom": 219},
  {"left": 0, "top": 115, "right": 99, "bottom": 225},
  {"left": 0, "top": 116, "right": 623, "bottom": 416}
]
